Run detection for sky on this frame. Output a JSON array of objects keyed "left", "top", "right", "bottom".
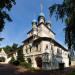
[{"left": 0, "top": 0, "right": 66, "bottom": 48}]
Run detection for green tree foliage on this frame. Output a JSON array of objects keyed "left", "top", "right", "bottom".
[
  {"left": 0, "top": 0, "right": 16, "bottom": 40},
  {"left": 3, "top": 43, "right": 18, "bottom": 55},
  {"left": 20, "top": 62, "right": 32, "bottom": 69},
  {"left": 11, "top": 43, "right": 18, "bottom": 51},
  {"left": 3, "top": 45, "right": 12, "bottom": 53},
  {"left": 9, "top": 56, "right": 15, "bottom": 63},
  {"left": 49, "top": 0, "right": 75, "bottom": 51},
  {"left": 17, "top": 45, "right": 25, "bottom": 62}
]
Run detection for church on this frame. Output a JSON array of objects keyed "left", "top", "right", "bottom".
[{"left": 23, "top": 1, "right": 69, "bottom": 70}]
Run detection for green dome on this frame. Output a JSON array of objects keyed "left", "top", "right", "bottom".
[
  {"left": 32, "top": 19, "right": 37, "bottom": 23},
  {"left": 39, "top": 12, "right": 45, "bottom": 17}
]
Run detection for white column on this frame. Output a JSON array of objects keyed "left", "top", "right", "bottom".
[{"left": 32, "top": 56, "right": 37, "bottom": 68}]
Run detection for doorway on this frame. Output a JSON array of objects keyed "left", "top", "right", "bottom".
[
  {"left": 35, "top": 57, "right": 42, "bottom": 68},
  {"left": 27, "top": 58, "right": 32, "bottom": 64}
]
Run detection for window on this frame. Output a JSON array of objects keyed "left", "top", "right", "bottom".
[
  {"left": 38, "top": 44, "right": 41, "bottom": 51},
  {"left": 26, "top": 46, "right": 28, "bottom": 53},
  {"left": 51, "top": 46, "right": 53, "bottom": 50},
  {"left": 30, "top": 47, "right": 31, "bottom": 52},
  {"left": 35, "top": 44, "right": 38, "bottom": 51},
  {"left": 26, "top": 49, "right": 28, "bottom": 53},
  {"left": 57, "top": 48, "right": 60, "bottom": 54},
  {"left": 57, "top": 48, "right": 62, "bottom": 56},
  {"left": 46, "top": 45, "right": 48, "bottom": 50}
]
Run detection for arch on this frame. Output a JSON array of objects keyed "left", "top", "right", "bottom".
[
  {"left": 27, "top": 58, "right": 32, "bottom": 64},
  {"left": 0, "top": 57, "right": 5, "bottom": 62},
  {"left": 35, "top": 57, "right": 42, "bottom": 68}
]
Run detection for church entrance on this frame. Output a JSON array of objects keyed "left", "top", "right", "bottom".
[
  {"left": 35, "top": 57, "right": 42, "bottom": 68},
  {"left": 27, "top": 58, "right": 32, "bottom": 64},
  {"left": 59, "top": 63, "right": 64, "bottom": 70}
]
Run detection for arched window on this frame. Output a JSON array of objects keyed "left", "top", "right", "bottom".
[
  {"left": 46, "top": 45, "right": 48, "bottom": 49},
  {"left": 0, "top": 57, "right": 5, "bottom": 62},
  {"left": 57, "top": 48, "right": 62, "bottom": 54},
  {"left": 51, "top": 45, "right": 53, "bottom": 50},
  {"left": 57, "top": 48, "right": 60, "bottom": 53},
  {"left": 27, "top": 58, "right": 32, "bottom": 64},
  {"left": 36, "top": 44, "right": 38, "bottom": 51},
  {"left": 26, "top": 46, "right": 28, "bottom": 53},
  {"left": 45, "top": 44, "right": 49, "bottom": 51}
]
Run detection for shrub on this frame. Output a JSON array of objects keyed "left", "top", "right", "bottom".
[
  {"left": 9, "top": 56, "right": 15, "bottom": 64},
  {"left": 10, "top": 57, "right": 20, "bottom": 66},
  {"left": 12, "top": 60, "right": 20, "bottom": 66},
  {"left": 20, "top": 62, "right": 32, "bottom": 68}
]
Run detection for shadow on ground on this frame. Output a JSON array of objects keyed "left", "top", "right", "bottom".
[{"left": 0, "top": 64, "right": 75, "bottom": 75}]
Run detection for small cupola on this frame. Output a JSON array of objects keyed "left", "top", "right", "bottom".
[
  {"left": 32, "top": 19, "right": 37, "bottom": 29},
  {"left": 46, "top": 21, "right": 51, "bottom": 29},
  {"left": 38, "top": 12, "right": 45, "bottom": 23},
  {"left": 32, "top": 19, "right": 37, "bottom": 36}
]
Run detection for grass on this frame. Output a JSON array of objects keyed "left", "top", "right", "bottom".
[{"left": 68, "top": 71, "right": 75, "bottom": 75}]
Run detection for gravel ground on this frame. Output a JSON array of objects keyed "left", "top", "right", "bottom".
[{"left": 0, "top": 64, "right": 75, "bottom": 75}]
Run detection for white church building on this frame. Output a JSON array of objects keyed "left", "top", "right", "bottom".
[{"left": 22, "top": 1, "right": 69, "bottom": 70}]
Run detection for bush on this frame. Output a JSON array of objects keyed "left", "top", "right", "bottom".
[
  {"left": 10, "top": 60, "right": 20, "bottom": 66},
  {"left": 9, "top": 56, "right": 15, "bottom": 64},
  {"left": 10, "top": 57, "right": 20, "bottom": 66},
  {"left": 12, "top": 60, "right": 20, "bottom": 66},
  {"left": 20, "top": 62, "right": 32, "bottom": 68}
]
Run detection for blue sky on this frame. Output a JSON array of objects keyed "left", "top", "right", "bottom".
[{"left": 0, "top": 0, "right": 66, "bottom": 47}]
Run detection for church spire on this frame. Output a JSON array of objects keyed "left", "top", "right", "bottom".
[
  {"left": 40, "top": 0, "right": 44, "bottom": 17},
  {"left": 40, "top": 0, "right": 43, "bottom": 13},
  {"left": 38, "top": 0, "right": 45, "bottom": 23}
]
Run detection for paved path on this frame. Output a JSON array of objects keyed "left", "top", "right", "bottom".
[{"left": 0, "top": 64, "right": 75, "bottom": 75}]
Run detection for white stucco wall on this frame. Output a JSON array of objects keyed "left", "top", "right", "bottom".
[
  {"left": 38, "top": 24, "right": 55, "bottom": 39},
  {"left": 41, "top": 41, "right": 50, "bottom": 53}
]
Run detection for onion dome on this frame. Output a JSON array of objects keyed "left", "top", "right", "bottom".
[
  {"left": 32, "top": 19, "right": 37, "bottom": 29},
  {"left": 38, "top": 12, "right": 45, "bottom": 23},
  {"left": 32, "top": 19, "right": 37, "bottom": 24}
]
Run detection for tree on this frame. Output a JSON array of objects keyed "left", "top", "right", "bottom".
[
  {"left": 17, "top": 45, "right": 25, "bottom": 62},
  {"left": 3, "top": 43, "right": 18, "bottom": 57},
  {"left": 49, "top": 0, "right": 75, "bottom": 54},
  {"left": 3, "top": 45, "right": 12, "bottom": 54},
  {"left": 11, "top": 43, "right": 18, "bottom": 52},
  {"left": 0, "top": 0, "right": 16, "bottom": 40}
]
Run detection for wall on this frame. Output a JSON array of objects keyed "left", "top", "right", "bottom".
[{"left": 38, "top": 24, "right": 55, "bottom": 39}]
